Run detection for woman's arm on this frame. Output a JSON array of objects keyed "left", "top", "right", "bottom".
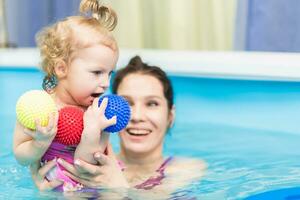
[
  {"left": 13, "top": 113, "right": 58, "bottom": 166},
  {"left": 60, "top": 143, "right": 129, "bottom": 188}
]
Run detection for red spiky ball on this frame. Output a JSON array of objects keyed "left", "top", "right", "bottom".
[{"left": 55, "top": 106, "right": 84, "bottom": 146}]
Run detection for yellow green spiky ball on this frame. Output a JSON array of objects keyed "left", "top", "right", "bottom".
[{"left": 16, "top": 90, "right": 57, "bottom": 130}]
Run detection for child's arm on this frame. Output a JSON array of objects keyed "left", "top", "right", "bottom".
[
  {"left": 13, "top": 113, "right": 58, "bottom": 166},
  {"left": 74, "top": 98, "right": 116, "bottom": 165}
]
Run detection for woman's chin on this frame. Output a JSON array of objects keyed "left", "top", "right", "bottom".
[
  {"left": 120, "top": 133, "right": 155, "bottom": 154},
  {"left": 123, "top": 142, "right": 150, "bottom": 154}
]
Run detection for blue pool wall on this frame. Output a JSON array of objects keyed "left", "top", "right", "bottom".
[
  {"left": 1, "top": 49, "right": 300, "bottom": 139},
  {"left": 1, "top": 66, "right": 300, "bottom": 137}
]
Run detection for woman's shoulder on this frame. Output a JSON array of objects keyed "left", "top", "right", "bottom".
[
  {"left": 166, "top": 156, "right": 207, "bottom": 175},
  {"left": 158, "top": 156, "right": 206, "bottom": 191},
  {"left": 170, "top": 156, "right": 207, "bottom": 168}
]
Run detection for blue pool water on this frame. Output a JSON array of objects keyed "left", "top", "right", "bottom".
[{"left": 1, "top": 67, "right": 300, "bottom": 199}]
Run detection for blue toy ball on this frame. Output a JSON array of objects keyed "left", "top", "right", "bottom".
[{"left": 98, "top": 94, "right": 131, "bottom": 132}]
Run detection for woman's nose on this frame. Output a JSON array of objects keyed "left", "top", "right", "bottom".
[{"left": 131, "top": 104, "right": 144, "bottom": 122}]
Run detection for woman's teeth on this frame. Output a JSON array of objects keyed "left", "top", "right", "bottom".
[{"left": 128, "top": 129, "right": 151, "bottom": 136}]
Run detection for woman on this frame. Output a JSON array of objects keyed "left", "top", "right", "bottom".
[{"left": 30, "top": 56, "right": 206, "bottom": 197}]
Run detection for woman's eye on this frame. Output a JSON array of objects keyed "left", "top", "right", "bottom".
[
  {"left": 127, "top": 100, "right": 133, "bottom": 106},
  {"left": 147, "top": 101, "right": 158, "bottom": 107}
]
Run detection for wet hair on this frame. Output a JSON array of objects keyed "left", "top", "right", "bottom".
[
  {"left": 112, "top": 56, "right": 174, "bottom": 110},
  {"left": 36, "top": 0, "right": 118, "bottom": 91}
]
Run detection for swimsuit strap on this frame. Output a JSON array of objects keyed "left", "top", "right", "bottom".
[
  {"left": 156, "top": 156, "right": 173, "bottom": 173},
  {"left": 135, "top": 156, "right": 174, "bottom": 190}
]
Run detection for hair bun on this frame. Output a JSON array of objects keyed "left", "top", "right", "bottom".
[
  {"left": 129, "top": 56, "right": 143, "bottom": 66},
  {"left": 79, "top": 0, "right": 117, "bottom": 31}
]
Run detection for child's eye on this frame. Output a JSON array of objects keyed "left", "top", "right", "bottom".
[{"left": 93, "top": 71, "right": 103, "bottom": 75}]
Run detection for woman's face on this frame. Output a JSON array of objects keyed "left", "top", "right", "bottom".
[{"left": 117, "top": 73, "right": 175, "bottom": 156}]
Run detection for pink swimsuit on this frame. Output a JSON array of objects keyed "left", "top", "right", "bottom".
[
  {"left": 134, "top": 156, "right": 173, "bottom": 190},
  {"left": 42, "top": 142, "right": 173, "bottom": 192},
  {"left": 42, "top": 142, "right": 81, "bottom": 191}
]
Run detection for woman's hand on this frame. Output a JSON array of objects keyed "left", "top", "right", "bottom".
[
  {"left": 30, "top": 159, "right": 63, "bottom": 191},
  {"left": 24, "top": 112, "right": 58, "bottom": 148},
  {"left": 59, "top": 143, "right": 129, "bottom": 189}
]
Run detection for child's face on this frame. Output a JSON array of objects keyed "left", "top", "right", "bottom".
[
  {"left": 64, "top": 44, "right": 118, "bottom": 107},
  {"left": 117, "top": 73, "right": 175, "bottom": 156}
]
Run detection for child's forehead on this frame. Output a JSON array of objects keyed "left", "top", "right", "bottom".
[
  {"left": 72, "top": 27, "right": 103, "bottom": 43},
  {"left": 71, "top": 26, "right": 116, "bottom": 49}
]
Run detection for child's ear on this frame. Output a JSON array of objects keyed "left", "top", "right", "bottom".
[{"left": 54, "top": 61, "right": 68, "bottom": 78}]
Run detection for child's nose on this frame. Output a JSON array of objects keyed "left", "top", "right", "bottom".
[{"left": 99, "top": 74, "right": 110, "bottom": 89}]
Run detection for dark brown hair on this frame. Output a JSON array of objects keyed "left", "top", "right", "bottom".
[{"left": 112, "top": 56, "right": 174, "bottom": 110}]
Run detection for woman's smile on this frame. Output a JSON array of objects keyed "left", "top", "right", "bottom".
[{"left": 126, "top": 128, "right": 151, "bottom": 136}]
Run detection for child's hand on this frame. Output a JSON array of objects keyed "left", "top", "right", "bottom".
[
  {"left": 30, "top": 159, "right": 63, "bottom": 191},
  {"left": 24, "top": 112, "right": 58, "bottom": 148},
  {"left": 83, "top": 97, "right": 117, "bottom": 139}
]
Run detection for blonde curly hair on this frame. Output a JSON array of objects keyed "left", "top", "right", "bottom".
[{"left": 36, "top": 0, "right": 118, "bottom": 90}]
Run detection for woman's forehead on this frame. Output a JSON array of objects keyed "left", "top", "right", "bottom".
[{"left": 118, "top": 73, "right": 164, "bottom": 96}]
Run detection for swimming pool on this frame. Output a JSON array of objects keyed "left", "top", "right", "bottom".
[{"left": 1, "top": 49, "right": 300, "bottom": 199}]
